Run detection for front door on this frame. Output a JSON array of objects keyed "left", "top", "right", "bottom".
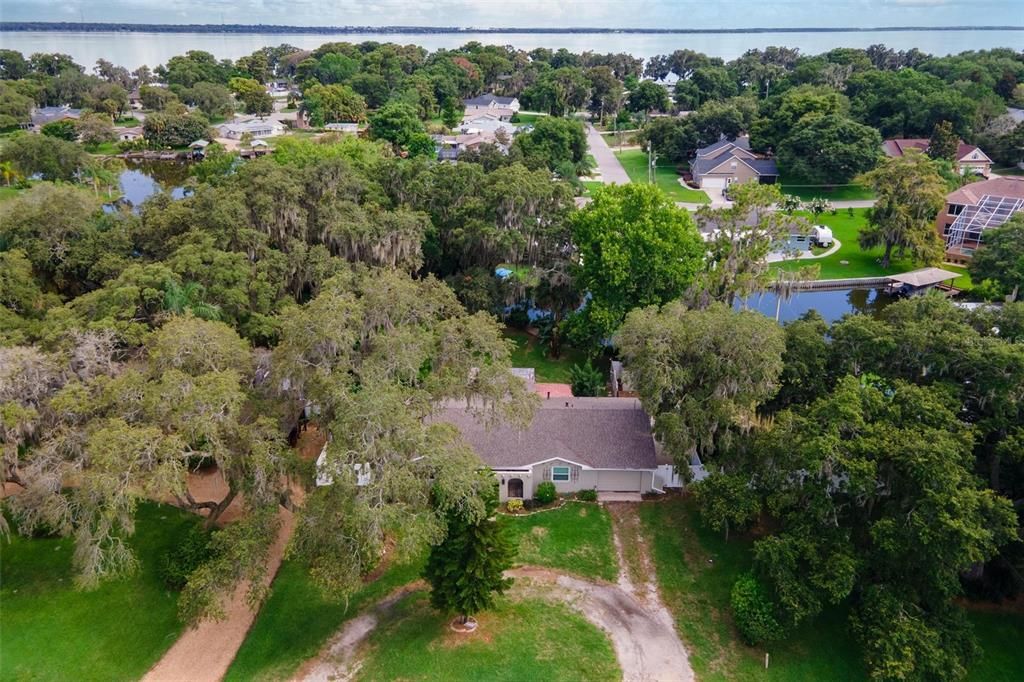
[{"left": 508, "top": 478, "right": 524, "bottom": 498}]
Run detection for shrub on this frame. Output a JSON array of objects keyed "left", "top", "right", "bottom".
[
  {"left": 534, "top": 481, "right": 557, "bottom": 505},
  {"left": 158, "top": 525, "right": 213, "bottom": 590},
  {"left": 506, "top": 499, "right": 524, "bottom": 514},
  {"left": 570, "top": 361, "right": 604, "bottom": 397},
  {"left": 730, "top": 572, "right": 784, "bottom": 645},
  {"left": 506, "top": 306, "right": 530, "bottom": 329},
  {"left": 577, "top": 488, "right": 598, "bottom": 502}
]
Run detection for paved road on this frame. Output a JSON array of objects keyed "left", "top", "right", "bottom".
[{"left": 586, "top": 124, "right": 631, "bottom": 185}]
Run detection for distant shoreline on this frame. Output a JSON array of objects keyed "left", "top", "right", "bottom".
[{"left": 2, "top": 22, "right": 1022, "bottom": 35}]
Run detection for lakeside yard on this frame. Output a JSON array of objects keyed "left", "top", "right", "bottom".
[
  {"left": 504, "top": 328, "right": 589, "bottom": 384},
  {"left": 1, "top": 503, "right": 201, "bottom": 682},
  {"left": 614, "top": 149, "right": 710, "bottom": 203},
  {"left": 772, "top": 208, "right": 973, "bottom": 289}
]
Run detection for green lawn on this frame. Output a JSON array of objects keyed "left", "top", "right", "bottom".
[
  {"left": 967, "top": 610, "right": 1024, "bottom": 680},
  {"left": 511, "top": 112, "right": 546, "bottom": 126},
  {"left": 353, "top": 592, "right": 620, "bottom": 682},
  {"left": 504, "top": 329, "right": 588, "bottom": 384},
  {"left": 503, "top": 502, "right": 618, "bottom": 581},
  {"left": 581, "top": 179, "right": 603, "bottom": 196},
  {"left": 0, "top": 186, "right": 23, "bottom": 202},
  {"left": 85, "top": 141, "right": 120, "bottom": 155},
  {"left": 1, "top": 503, "right": 201, "bottom": 682},
  {"left": 114, "top": 117, "right": 141, "bottom": 127},
  {"left": 772, "top": 209, "right": 974, "bottom": 289},
  {"left": 641, "top": 496, "right": 1024, "bottom": 681},
  {"left": 779, "top": 175, "right": 875, "bottom": 201},
  {"left": 615, "top": 149, "right": 710, "bottom": 203},
  {"left": 640, "top": 497, "right": 866, "bottom": 681},
  {"left": 225, "top": 557, "right": 424, "bottom": 681}
]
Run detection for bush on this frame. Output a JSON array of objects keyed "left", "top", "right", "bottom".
[
  {"left": 570, "top": 361, "right": 604, "bottom": 397},
  {"left": 506, "top": 499, "right": 524, "bottom": 514},
  {"left": 730, "top": 572, "right": 784, "bottom": 645},
  {"left": 534, "top": 481, "right": 557, "bottom": 505},
  {"left": 158, "top": 525, "right": 213, "bottom": 590},
  {"left": 506, "top": 306, "right": 530, "bottom": 330},
  {"left": 577, "top": 488, "right": 598, "bottom": 502}
]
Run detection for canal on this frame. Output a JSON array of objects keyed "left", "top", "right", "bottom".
[{"left": 737, "top": 288, "right": 895, "bottom": 324}]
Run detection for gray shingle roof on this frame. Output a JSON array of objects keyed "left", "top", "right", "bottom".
[
  {"left": 746, "top": 158, "right": 779, "bottom": 175},
  {"left": 691, "top": 150, "right": 735, "bottom": 177},
  {"left": 696, "top": 135, "right": 750, "bottom": 157},
  {"left": 464, "top": 93, "right": 517, "bottom": 107},
  {"left": 434, "top": 398, "right": 657, "bottom": 470}
]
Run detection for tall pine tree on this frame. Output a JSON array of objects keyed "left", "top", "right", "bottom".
[{"left": 424, "top": 472, "right": 515, "bottom": 626}]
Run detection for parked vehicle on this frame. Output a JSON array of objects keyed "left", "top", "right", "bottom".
[{"left": 810, "top": 225, "right": 834, "bottom": 247}]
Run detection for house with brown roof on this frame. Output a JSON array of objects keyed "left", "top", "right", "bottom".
[
  {"left": 691, "top": 136, "right": 779, "bottom": 190},
  {"left": 882, "top": 138, "right": 992, "bottom": 176},
  {"left": 937, "top": 176, "right": 1024, "bottom": 263},
  {"left": 436, "top": 398, "right": 660, "bottom": 501}
]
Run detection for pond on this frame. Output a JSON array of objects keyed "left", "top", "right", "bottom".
[
  {"left": 115, "top": 160, "right": 192, "bottom": 208},
  {"left": 737, "top": 288, "right": 895, "bottom": 324}
]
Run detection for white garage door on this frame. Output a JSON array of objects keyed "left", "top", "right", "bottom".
[
  {"left": 596, "top": 471, "right": 643, "bottom": 492},
  {"left": 701, "top": 177, "right": 726, "bottom": 189}
]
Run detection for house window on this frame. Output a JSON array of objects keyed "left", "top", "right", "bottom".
[
  {"left": 552, "top": 466, "right": 570, "bottom": 482},
  {"left": 948, "top": 204, "right": 964, "bottom": 217}
]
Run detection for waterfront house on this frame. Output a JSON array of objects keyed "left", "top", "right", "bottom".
[
  {"left": 883, "top": 138, "right": 992, "bottom": 176},
  {"left": 216, "top": 117, "right": 285, "bottom": 140},
  {"left": 937, "top": 176, "right": 1024, "bottom": 263},
  {"left": 690, "top": 135, "right": 779, "bottom": 189}
]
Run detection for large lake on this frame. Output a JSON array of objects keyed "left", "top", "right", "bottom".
[{"left": 2, "top": 30, "right": 1021, "bottom": 69}]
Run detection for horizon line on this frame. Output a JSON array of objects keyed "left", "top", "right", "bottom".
[{"left": 2, "top": 22, "right": 1023, "bottom": 34}]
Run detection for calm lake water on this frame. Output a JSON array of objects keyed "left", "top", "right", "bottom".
[
  {"left": 738, "top": 288, "right": 894, "bottom": 324},
  {"left": 115, "top": 160, "right": 190, "bottom": 208},
  {"left": 3, "top": 30, "right": 1021, "bottom": 69}
]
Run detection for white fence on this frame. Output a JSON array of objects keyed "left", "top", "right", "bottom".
[{"left": 655, "top": 463, "right": 709, "bottom": 490}]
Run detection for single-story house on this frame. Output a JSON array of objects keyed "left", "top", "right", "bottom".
[
  {"left": 690, "top": 136, "right": 778, "bottom": 189},
  {"left": 458, "top": 117, "right": 516, "bottom": 139},
  {"left": 216, "top": 118, "right": 285, "bottom": 140},
  {"left": 117, "top": 126, "right": 144, "bottom": 141},
  {"left": 463, "top": 93, "right": 521, "bottom": 113},
  {"left": 437, "top": 398, "right": 660, "bottom": 501},
  {"left": 882, "top": 138, "right": 992, "bottom": 176},
  {"left": 464, "top": 105, "right": 517, "bottom": 121},
  {"left": 23, "top": 105, "right": 83, "bottom": 131},
  {"left": 324, "top": 122, "right": 361, "bottom": 134},
  {"left": 937, "top": 176, "right": 1024, "bottom": 263},
  {"left": 435, "top": 133, "right": 509, "bottom": 161}
]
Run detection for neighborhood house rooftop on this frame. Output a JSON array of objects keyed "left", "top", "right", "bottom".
[{"left": 435, "top": 398, "right": 657, "bottom": 470}]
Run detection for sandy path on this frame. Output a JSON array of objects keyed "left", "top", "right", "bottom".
[
  {"left": 142, "top": 506, "right": 295, "bottom": 682},
  {"left": 295, "top": 560, "right": 692, "bottom": 682}
]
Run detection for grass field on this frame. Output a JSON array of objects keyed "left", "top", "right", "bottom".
[
  {"left": 511, "top": 112, "right": 547, "bottom": 126},
  {"left": 615, "top": 149, "right": 710, "bottom": 203},
  {"left": 114, "top": 117, "right": 141, "bottom": 127},
  {"left": 85, "top": 141, "right": 120, "bottom": 155},
  {"left": 779, "top": 175, "right": 875, "bottom": 201},
  {"left": 640, "top": 497, "right": 867, "bottom": 681},
  {"left": 504, "top": 329, "right": 589, "bottom": 384},
  {"left": 772, "top": 208, "right": 972, "bottom": 289},
  {"left": 1, "top": 503, "right": 201, "bottom": 682},
  {"left": 353, "top": 592, "right": 619, "bottom": 682},
  {"left": 641, "top": 496, "right": 1024, "bottom": 681},
  {"left": 225, "top": 557, "right": 425, "bottom": 681},
  {"left": 0, "top": 186, "right": 23, "bottom": 202},
  {"left": 503, "top": 502, "right": 618, "bottom": 581}
]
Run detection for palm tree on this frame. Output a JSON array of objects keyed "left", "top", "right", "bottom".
[
  {"left": 162, "top": 279, "right": 222, "bottom": 321},
  {"left": 0, "top": 161, "right": 21, "bottom": 188}
]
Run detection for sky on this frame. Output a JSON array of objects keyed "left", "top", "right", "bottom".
[{"left": 2, "top": 0, "right": 1022, "bottom": 30}]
